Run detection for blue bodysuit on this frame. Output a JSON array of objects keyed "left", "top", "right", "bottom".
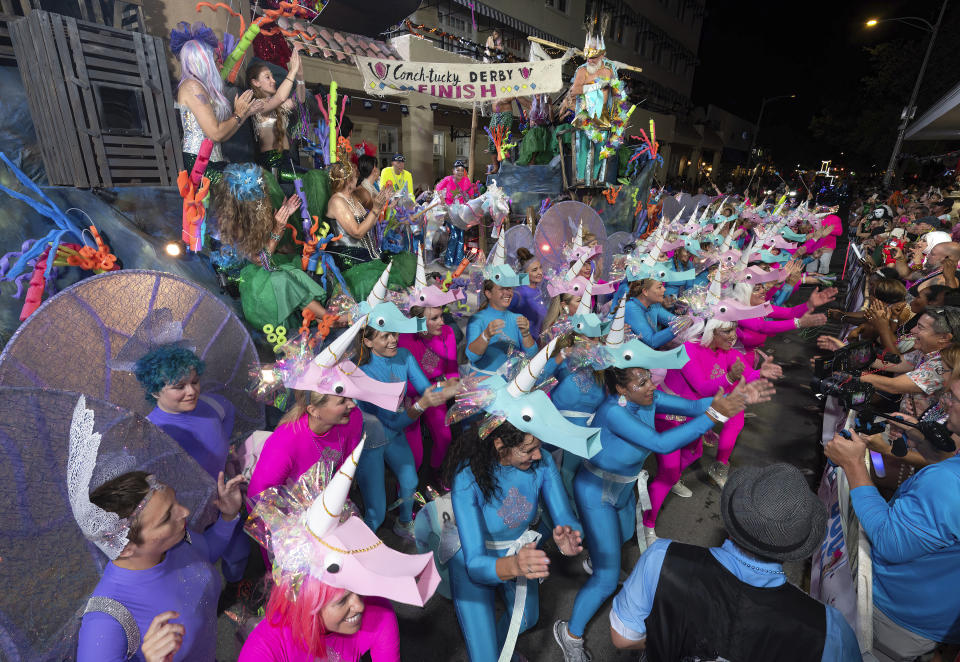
[
  {"left": 625, "top": 298, "right": 676, "bottom": 348},
  {"left": 450, "top": 450, "right": 580, "bottom": 662},
  {"left": 466, "top": 306, "right": 538, "bottom": 374},
  {"left": 566, "top": 392, "right": 714, "bottom": 637},
  {"left": 357, "top": 349, "right": 434, "bottom": 530}
]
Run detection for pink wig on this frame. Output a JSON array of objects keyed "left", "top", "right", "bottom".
[
  {"left": 265, "top": 575, "right": 347, "bottom": 658},
  {"left": 177, "top": 40, "right": 230, "bottom": 121}
]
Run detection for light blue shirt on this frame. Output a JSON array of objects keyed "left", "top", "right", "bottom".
[
  {"left": 465, "top": 306, "right": 538, "bottom": 372},
  {"left": 625, "top": 299, "right": 676, "bottom": 348},
  {"left": 611, "top": 539, "right": 862, "bottom": 661},
  {"left": 851, "top": 455, "right": 960, "bottom": 643}
]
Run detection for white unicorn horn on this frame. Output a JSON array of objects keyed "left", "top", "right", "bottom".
[
  {"left": 575, "top": 281, "right": 593, "bottom": 316},
  {"left": 315, "top": 316, "right": 366, "bottom": 368},
  {"left": 366, "top": 261, "right": 393, "bottom": 308},
  {"left": 572, "top": 220, "right": 584, "bottom": 249},
  {"left": 506, "top": 337, "right": 558, "bottom": 398},
  {"left": 415, "top": 246, "right": 427, "bottom": 290},
  {"left": 707, "top": 276, "right": 723, "bottom": 303},
  {"left": 306, "top": 436, "right": 365, "bottom": 539},
  {"left": 490, "top": 233, "right": 506, "bottom": 266},
  {"left": 672, "top": 205, "right": 686, "bottom": 226},
  {"left": 606, "top": 297, "right": 627, "bottom": 346},
  {"left": 565, "top": 252, "right": 589, "bottom": 280}
]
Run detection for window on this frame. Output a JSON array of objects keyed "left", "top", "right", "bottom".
[
  {"left": 545, "top": 0, "right": 568, "bottom": 13},
  {"left": 378, "top": 126, "right": 398, "bottom": 169},
  {"left": 443, "top": 13, "right": 466, "bottom": 32},
  {"left": 433, "top": 132, "right": 445, "bottom": 157},
  {"left": 455, "top": 136, "right": 471, "bottom": 159}
]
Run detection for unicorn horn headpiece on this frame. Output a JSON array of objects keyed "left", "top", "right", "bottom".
[
  {"left": 568, "top": 280, "right": 613, "bottom": 337},
  {"left": 285, "top": 317, "right": 408, "bottom": 410},
  {"left": 484, "top": 233, "right": 529, "bottom": 288},
  {"left": 366, "top": 261, "right": 393, "bottom": 309},
  {"left": 249, "top": 442, "right": 441, "bottom": 607},
  {"left": 409, "top": 245, "right": 464, "bottom": 308},
  {"left": 600, "top": 298, "right": 688, "bottom": 369},
  {"left": 480, "top": 337, "right": 602, "bottom": 458}
]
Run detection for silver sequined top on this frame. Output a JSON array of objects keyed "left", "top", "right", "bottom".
[{"left": 176, "top": 103, "right": 224, "bottom": 161}]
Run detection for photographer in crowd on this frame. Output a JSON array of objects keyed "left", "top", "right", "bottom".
[{"left": 824, "top": 375, "right": 960, "bottom": 662}]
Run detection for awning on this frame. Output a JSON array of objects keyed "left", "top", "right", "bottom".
[
  {"left": 905, "top": 79, "right": 960, "bottom": 140},
  {"left": 451, "top": 0, "right": 574, "bottom": 47}
]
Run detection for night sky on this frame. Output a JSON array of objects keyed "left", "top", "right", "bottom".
[{"left": 692, "top": 0, "right": 954, "bottom": 170}]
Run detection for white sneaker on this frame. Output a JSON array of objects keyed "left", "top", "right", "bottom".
[
  {"left": 670, "top": 480, "right": 693, "bottom": 498},
  {"left": 553, "top": 620, "right": 592, "bottom": 662},
  {"left": 643, "top": 526, "right": 658, "bottom": 547}
]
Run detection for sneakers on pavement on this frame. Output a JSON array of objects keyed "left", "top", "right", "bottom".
[
  {"left": 706, "top": 461, "right": 729, "bottom": 489},
  {"left": 553, "top": 620, "right": 592, "bottom": 662},
  {"left": 670, "top": 480, "right": 693, "bottom": 498}
]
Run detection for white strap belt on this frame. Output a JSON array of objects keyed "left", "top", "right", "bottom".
[
  {"left": 484, "top": 529, "right": 543, "bottom": 662},
  {"left": 557, "top": 409, "right": 596, "bottom": 425}
]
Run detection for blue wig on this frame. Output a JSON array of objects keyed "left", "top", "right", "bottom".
[{"left": 134, "top": 345, "right": 206, "bottom": 401}]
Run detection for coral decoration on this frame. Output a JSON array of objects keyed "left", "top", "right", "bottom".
[
  {"left": 178, "top": 169, "right": 211, "bottom": 252},
  {"left": 19, "top": 246, "right": 50, "bottom": 321},
  {"left": 54, "top": 227, "right": 117, "bottom": 272},
  {"left": 484, "top": 125, "right": 516, "bottom": 161},
  {"left": 602, "top": 185, "right": 622, "bottom": 205}
]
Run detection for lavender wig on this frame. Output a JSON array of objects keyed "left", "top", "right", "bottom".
[{"left": 177, "top": 39, "right": 231, "bottom": 121}]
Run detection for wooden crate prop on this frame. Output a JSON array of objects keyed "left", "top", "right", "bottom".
[
  {"left": 0, "top": 0, "right": 33, "bottom": 67},
  {"left": 9, "top": 10, "right": 182, "bottom": 187}
]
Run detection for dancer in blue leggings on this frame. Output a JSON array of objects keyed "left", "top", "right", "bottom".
[
  {"left": 438, "top": 338, "right": 599, "bottom": 662},
  {"left": 553, "top": 363, "right": 772, "bottom": 661},
  {"left": 354, "top": 309, "right": 460, "bottom": 539}
]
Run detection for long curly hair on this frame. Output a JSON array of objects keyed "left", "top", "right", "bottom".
[
  {"left": 246, "top": 61, "right": 288, "bottom": 146},
  {"left": 213, "top": 169, "right": 273, "bottom": 259},
  {"left": 329, "top": 159, "right": 356, "bottom": 195},
  {"left": 442, "top": 420, "right": 532, "bottom": 502}
]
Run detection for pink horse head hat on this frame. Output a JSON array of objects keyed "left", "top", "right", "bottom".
[
  {"left": 409, "top": 246, "right": 464, "bottom": 308},
  {"left": 251, "top": 441, "right": 442, "bottom": 607},
  {"left": 285, "top": 317, "right": 406, "bottom": 411}
]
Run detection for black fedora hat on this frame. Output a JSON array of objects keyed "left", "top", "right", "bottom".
[{"left": 720, "top": 463, "right": 827, "bottom": 562}]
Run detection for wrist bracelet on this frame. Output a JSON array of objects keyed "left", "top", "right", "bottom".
[
  {"left": 794, "top": 317, "right": 801, "bottom": 329},
  {"left": 706, "top": 406, "right": 730, "bottom": 424},
  {"left": 270, "top": 231, "right": 283, "bottom": 242},
  {"left": 481, "top": 331, "right": 490, "bottom": 342},
  {"left": 412, "top": 401, "right": 424, "bottom": 414},
  {"left": 233, "top": 114, "right": 242, "bottom": 124}
]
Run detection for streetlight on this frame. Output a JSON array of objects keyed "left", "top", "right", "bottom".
[
  {"left": 748, "top": 93, "right": 797, "bottom": 166},
  {"left": 866, "top": 1, "right": 949, "bottom": 188}
]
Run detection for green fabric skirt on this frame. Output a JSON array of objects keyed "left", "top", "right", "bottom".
[
  {"left": 238, "top": 253, "right": 328, "bottom": 331},
  {"left": 342, "top": 251, "right": 417, "bottom": 302}
]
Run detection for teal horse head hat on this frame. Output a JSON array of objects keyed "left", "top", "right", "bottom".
[
  {"left": 360, "top": 262, "right": 426, "bottom": 333},
  {"left": 568, "top": 281, "right": 612, "bottom": 338},
  {"left": 602, "top": 297, "right": 690, "bottom": 369},
  {"left": 484, "top": 233, "right": 529, "bottom": 288},
  {"left": 481, "top": 337, "right": 602, "bottom": 458}
]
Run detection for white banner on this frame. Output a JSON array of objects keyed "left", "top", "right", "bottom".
[{"left": 354, "top": 55, "right": 564, "bottom": 104}]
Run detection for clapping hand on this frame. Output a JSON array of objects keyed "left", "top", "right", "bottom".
[
  {"left": 731, "top": 377, "right": 775, "bottom": 405},
  {"left": 807, "top": 287, "right": 838, "bottom": 309},
  {"left": 216, "top": 472, "right": 246, "bottom": 521},
  {"left": 274, "top": 194, "right": 302, "bottom": 231},
  {"left": 757, "top": 351, "right": 782, "bottom": 380},
  {"left": 553, "top": 525, "right": 583, "bottom": 557}
]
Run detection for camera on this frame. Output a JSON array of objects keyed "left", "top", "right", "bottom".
[{"left": 810, "top": 339, "right": 893, "bottom": 410}]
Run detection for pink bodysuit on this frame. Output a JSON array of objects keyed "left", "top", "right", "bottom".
[
  {"left": 248, "top": 408, "right": 364, "bottom": 501},
  {"left": 239, "top": 596, "right": 400, "bottom": 662},
  {"left": 435, "top": 175, "right": 478, "bottom": 205},
  {"left": 644, "top": 340, "right": 759, "bottom": 528},
  {"left": 398, "top": 326, "right": 459, "bottom": 469}
]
